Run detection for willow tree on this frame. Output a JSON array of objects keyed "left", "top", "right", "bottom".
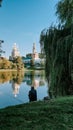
[
  {"left": 40, "top": 0, "right": 73, "bottom": 97},
  {"left": 56, "top": 0, "right": 73, "bottom": 27}
]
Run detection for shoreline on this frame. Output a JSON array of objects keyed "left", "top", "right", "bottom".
[
  {"left": 0, "top": 69, "right": 44, "bottom": 72},
  {"left": 0, "top": 69, "right": 25, "bottom": 72}
]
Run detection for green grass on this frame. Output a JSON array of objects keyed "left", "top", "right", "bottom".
[{"left": 0, "top": 96, "right": 73, "bottom": 130}]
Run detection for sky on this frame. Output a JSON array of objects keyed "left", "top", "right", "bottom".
[{"left": 0, "top": 0, "right": 60, "bottom": 58}]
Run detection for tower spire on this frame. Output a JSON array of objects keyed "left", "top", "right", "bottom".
[
  {"left": 32, "top": 43, "right": 39, "bottom": 59},
  {"left": 33, "top": 43, "right": 36, "bottom": 54}
]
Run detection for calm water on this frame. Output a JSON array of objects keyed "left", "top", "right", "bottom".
[{"left": 0, "top": 70, "right": 48, "bottom": 108}]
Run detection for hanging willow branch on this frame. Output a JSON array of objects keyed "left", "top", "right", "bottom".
[
  {"left": 40, "top": 25, "right": 73, "bottom": 96},
  {"left": 40, "top": 0, "right": 73, "bottom": 96}
]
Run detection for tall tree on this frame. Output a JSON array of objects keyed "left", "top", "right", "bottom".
[
  {"left": 40, "top": 0, "right": 73, "bottom": 97},
  {"left": 56, "top": 0, "right": 73, "bottom": 27}
]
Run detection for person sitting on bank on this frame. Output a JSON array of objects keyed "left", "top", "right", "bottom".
[{"left": 28, "top": 86, "right": 37, "bottom": 102}]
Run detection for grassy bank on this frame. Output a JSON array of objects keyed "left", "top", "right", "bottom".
[{"left": 0, "top": 96, "right": 73, "bottom": 130}]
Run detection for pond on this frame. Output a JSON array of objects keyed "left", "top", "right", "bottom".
[{"left": 0, "top": 70, "right": 49, "bottom": 109}]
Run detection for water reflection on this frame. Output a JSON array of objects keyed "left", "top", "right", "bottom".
[
  {"left": 12, "top": 80, "right": 20, "bottom": 97},
  {"left": 10, "top": 71, "right": 25, "bottom": 97},
  {"left": 0, "top": 70, "right": 73, "bottom": 100},
  {"left": 0, "top": 71, "right": 14, "bottom": 83},
  {"left": 0, "top": 71, "right": 24, "bottom": 83},
  {"left": 0, "top": 70, "right": 47, "bottom": 108},
  {"left": 9, "top": 70, "right": 45, "bottom": 98},
  {"left": 24, "top": 71, "right": 45, "bottom": 88}
]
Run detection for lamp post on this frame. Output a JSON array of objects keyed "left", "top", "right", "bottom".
[{"left": 0, "top": 40, "right": 5, "bottom": 57}]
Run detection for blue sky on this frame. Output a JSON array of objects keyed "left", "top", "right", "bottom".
[{"left": 0, "top": 0, "right": 59, "bottom": 58}]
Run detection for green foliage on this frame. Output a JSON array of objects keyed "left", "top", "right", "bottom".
[
  {"left": 40, "top": 26, "right": 73, "bottom": 95},
  {"left": 0, "top": 56, "right": 24, "bottom": 70},
  {"left": 13, "top": 56, "right": 24, "bottom": 69},
  {"left": 0, "top": 57, "right": 12, "bottom": 69},
  {"left": 39, "top": 53, "right": 45, "bottom": 59},
  {"left": 56, "top": 0, "right": 73, "bottom": 27},
  {"left": 40, "top": 0, "right": 73, "bottom": 95}
]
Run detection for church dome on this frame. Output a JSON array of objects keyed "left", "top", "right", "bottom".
[{"left": 11, "top": 43, "right": 20, "bottom": 58}]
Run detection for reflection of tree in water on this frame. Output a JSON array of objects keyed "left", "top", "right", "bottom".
[
  {"left": 0, "top": 71, "right": 15, "bottom": 83},
  {"left": 24, "top": 70, "right": 45, "bottom": 88},
  {"left": 0, "top": 71, "right": 24, "bottom": 97},
  {"left": 24, "top": 71, "right": 73, "bottom": 99},
  {"left": 15, "top": 71, "right": 24, "bottom": 84},
  {"left": 0, "top": 71, "right": 24, "bottom": 84}
]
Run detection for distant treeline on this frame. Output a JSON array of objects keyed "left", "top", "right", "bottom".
[{"left": 0, "top": 57, "right": 24, "bottom": 69}]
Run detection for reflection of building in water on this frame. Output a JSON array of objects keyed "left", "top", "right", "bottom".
[
  {"left": 12, "top": 81, "right": 20, "bottom": 97},
  {"left": 24, "top": 71, "right": 45, "bottom": 88},
  {"left": 32, "top": 79, "right": 39, "bottom": 88}
]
